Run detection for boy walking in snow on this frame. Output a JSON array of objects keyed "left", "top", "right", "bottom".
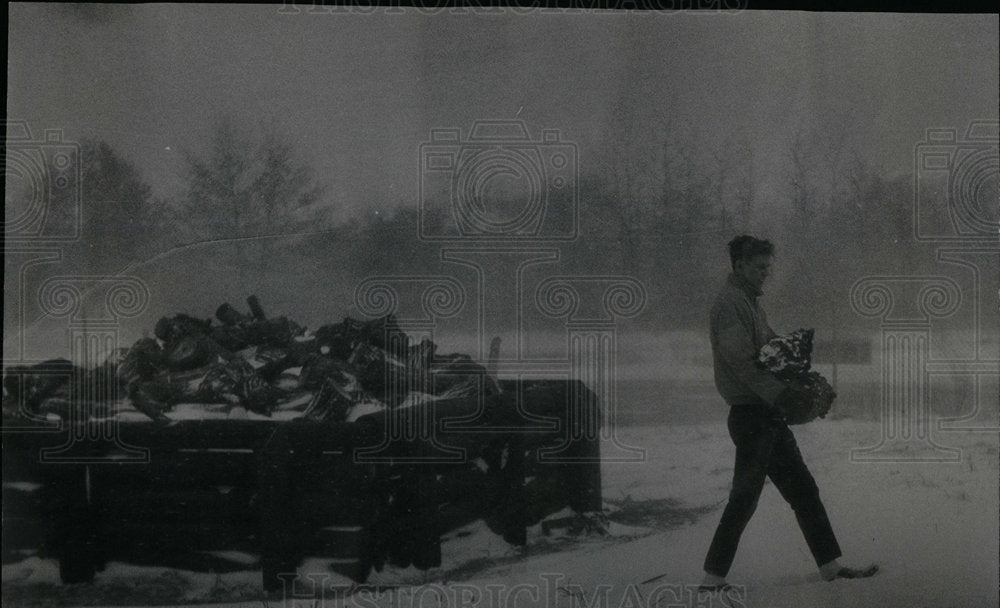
[{"left": 699, "top": 235, "right": 878, "bottom": 592}]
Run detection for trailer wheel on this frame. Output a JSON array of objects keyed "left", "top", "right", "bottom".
[
  {"left": 261, "top": 548, "right": 298, "bottom": 594},
  {"left": 46, "top": 466, "right": 97, "bottom": 584},
  {"left": 259, "top": 426, "right": 300, "bottom": 594},
  {"left": 59, "top": 541, "right": 96, "bottom": 584}
]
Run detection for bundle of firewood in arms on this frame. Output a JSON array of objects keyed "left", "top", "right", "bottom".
[{"left": 756, "top": 328, "right": 837, "bottom": 425}]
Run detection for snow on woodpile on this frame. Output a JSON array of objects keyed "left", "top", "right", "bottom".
[{"left": 1, "top": 296, "right": 497, "bottom": 424}]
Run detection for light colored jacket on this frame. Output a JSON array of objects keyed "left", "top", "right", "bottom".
[{"left": 710, "top": 273, "right": 786, "bottom": 407}]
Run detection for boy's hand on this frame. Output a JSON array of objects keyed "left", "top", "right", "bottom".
[{"left": 774, "top": 386, "right": 812, "bottom": 421}]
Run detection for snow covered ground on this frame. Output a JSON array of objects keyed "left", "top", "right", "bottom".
[
  {"left": 3, "top": 417, "right": 996, "bottom": 608},
  {"left": 593, "top": 421, "right": 999, "bottom": 608}
]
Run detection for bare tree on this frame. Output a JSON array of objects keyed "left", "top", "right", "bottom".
[
  {"left": 734, "top": 143, "right": 756, "bottom": 232},
  {"left": 601, "top": 99, "right": 656, "bottom": 273},
  {"left": 709, "top": 130, "right": 757, "bottom": 234},
  {"left": 786, "top": 128, "right": 818, "bottom": 232},
  {"left": 181, "top": 116, "right": 326, "bottom": 289},
  {"left": 75, "top": 140, "right": 165, "bottom": 275}
]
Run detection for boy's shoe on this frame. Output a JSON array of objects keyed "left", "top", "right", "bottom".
[{"left": 827, "top": 564, "right": 879, "bottom": 580}]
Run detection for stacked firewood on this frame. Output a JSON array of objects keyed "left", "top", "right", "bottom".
[
  {"left": 756, "top": 328, "right": 837, "bottom": 425},
  {"left": 2, "top": 296, "right": 497, "bottom": 424}
]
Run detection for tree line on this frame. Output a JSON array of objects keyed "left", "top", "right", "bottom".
[{"left": 20, "top": 114, "right": 939, "bottom": 331}]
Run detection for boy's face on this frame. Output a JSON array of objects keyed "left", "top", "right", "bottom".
[{"left": 735, "top": 254, "right": 772, "bottom": 293}]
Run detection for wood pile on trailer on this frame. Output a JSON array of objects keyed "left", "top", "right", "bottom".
[{"left": 2, "top": 297, "right": 603, "bottom": 591}]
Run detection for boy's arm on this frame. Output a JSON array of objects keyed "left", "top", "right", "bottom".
[{"left": 714, "top": 302, "right": 786, "bottom": 406}]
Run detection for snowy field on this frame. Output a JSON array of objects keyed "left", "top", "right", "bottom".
[{"left": 3, "top": 418, "right": 997, "bottom": 608}]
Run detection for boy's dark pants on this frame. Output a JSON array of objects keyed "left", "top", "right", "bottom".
[{"left": 704, "top": 404, "right": 842, "bottom": 577}]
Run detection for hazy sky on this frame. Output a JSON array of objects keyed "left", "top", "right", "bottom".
[{"left": 7, "top": 5, "right": 999, "bottom": 220}]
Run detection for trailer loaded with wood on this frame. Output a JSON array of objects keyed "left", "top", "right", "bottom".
[{"left": 2, "top": 298, "right": 601, "bottom": 591}]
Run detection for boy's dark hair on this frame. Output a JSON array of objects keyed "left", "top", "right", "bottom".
[{"left": 728, "top": 235, "right": 775, "bottom": 269}]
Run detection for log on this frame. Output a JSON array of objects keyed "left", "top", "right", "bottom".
[
  {"left": 247, "top": 295, "right": 267, "bottom": 321},
  {"left": 216, "top": 302, "right": 251, "bottom": 326}
]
